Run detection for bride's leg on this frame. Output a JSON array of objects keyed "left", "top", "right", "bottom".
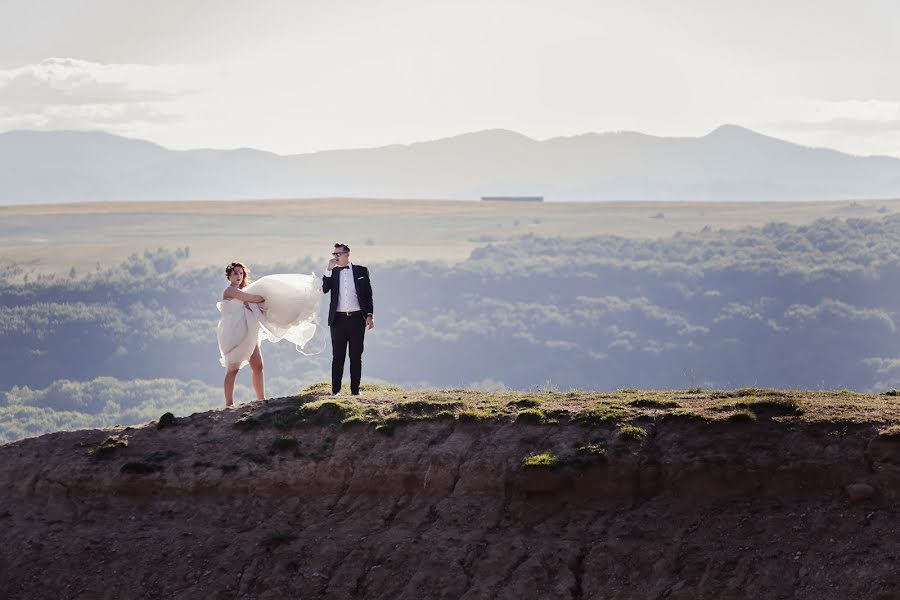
[
  {"left": 249, "top": 345, "right": 265, "bottom": 401},
  {"left": 224, "top": 368, "right": 239, "bottom": 407}
]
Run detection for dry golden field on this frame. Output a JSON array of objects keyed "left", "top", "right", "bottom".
[{"left": 0, "top": 197, "right": 896, "bottom": 277}]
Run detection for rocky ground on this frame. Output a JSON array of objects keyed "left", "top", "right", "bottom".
[{"left": 1, "top": 387, "right": 899, "bottom": 599}]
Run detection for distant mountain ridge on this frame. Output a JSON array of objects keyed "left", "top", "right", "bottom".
[{"left": 2, "top": 125, "right": 900, "bottom": 204}]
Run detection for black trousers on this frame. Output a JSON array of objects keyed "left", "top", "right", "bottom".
[{"left": 330, "top": 312, "right": 366, "bottom": 394}]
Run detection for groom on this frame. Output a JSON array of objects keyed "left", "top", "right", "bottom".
[{"left": 323, "top": 242, "right": 374, "bottom": 396}]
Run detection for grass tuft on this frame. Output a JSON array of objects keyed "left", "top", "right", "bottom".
[
  {"left": 721, "top": 396, "right": 804, "bottom": 415},
  {"left": 629, "top": 398, "right": 680, "bottom": 409},
  {"left": 396, "top": 399, "right": 462, "bottom": 415},
  {"left": 619, "top": 425, "right": 648, "bottom": 441},
  {"left": 514, "top": 408, "right": 546, "bottom": 425},
  {"left": 664, "top": 409, "right": 711, "bottom": 422},
  {"left": 508, "top": 398, "right": 542, "bottom": 409},
  {"left": 522, "top": 453, "right": 560, "bottom": 469},
  {"left": 726, "top": 409, "right": 757, "bottom": 422},
  {"left": 457, "top": 409, "right": 493, "bottom": 422},
  {"left": 573, "top": 404, "right": 627, "bottom": 426},
  {"left": 298, "top": 400, "right": 357, "bottom": 426}
]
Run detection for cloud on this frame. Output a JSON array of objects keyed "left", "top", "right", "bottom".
[
  {"left": 764, "top": 97, "right": 900, "bottom": 133},
  {"left": 0, "top": 57, "right": 206, "bottom": 132},
  {"left": 0, "top": 102, "right": 180, "bottom": 130},
  {"left": 0, "top": 58, "right": 195, "bottom": 105}
]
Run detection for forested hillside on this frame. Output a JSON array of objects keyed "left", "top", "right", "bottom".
[{"left": 2, "top": 215, "right": 898, "bottom": 442}]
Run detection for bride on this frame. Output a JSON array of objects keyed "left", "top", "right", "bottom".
[{"left": 216, "top": 261, "right": 320, "bottom": 408}]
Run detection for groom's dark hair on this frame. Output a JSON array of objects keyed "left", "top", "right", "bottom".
[{"left": 334, "top": 243, "right": 350, "bottom": 253}]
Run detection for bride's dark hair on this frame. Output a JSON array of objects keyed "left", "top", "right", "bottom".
[{"left": 225, "top": 261, "right": 251, "bottom": 289}]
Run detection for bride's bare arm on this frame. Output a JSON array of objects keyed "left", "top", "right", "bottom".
[{"left": 224, "top": 287, "right": 265, "bottom": 303}]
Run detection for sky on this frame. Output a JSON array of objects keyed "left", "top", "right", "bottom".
[{"left": 1, "top": 0, "right": 899, "bottom": 157}]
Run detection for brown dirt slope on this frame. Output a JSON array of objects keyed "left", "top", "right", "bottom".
[{"left": 1, "top": 386, "right": 899, "bottom": 599}]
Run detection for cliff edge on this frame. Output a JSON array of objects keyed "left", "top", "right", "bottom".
[{"left": 1, "top": 386, "right": 899, "bottom": 599}]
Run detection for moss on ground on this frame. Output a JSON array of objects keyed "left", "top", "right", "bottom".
[{"left": 221, "top": 384, "right": 898, "bottom": 437}]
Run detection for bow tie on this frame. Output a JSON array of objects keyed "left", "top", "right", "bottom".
[{"left": 334, "top": 265, "right": 349, "bottom": 271}]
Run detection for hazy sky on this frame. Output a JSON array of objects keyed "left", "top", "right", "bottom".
[{"left": 1, "top": 0, "right": 899, "bottom": 156}]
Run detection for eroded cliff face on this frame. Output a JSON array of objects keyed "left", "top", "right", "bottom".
[{"left": 1, "top": 394, "right": 899, "bottom": 600}]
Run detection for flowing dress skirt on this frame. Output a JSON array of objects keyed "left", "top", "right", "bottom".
[{"left": 216, "top": 273, "right": 321, "bottom": 369}]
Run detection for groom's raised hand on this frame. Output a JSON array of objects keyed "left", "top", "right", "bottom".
[{"left": 327, "top": 257, "right": 338, "bottom": 271}]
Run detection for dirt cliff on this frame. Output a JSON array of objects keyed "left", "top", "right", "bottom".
[{"left": 1, "top": 387, "right": 899, "bottom": 599}]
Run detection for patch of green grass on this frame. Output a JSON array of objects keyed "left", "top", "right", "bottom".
[
  {"left": 375, "top": 423, "right": 394, "bottom": 436},
  {"left": 260, "top": 530, "right": 297, "bottom": 549},
  {"left": 629, "top": 398, "right": 680, "bottom": 409},
  {"left": 573, "top": 404, "right": 627, "bottom": 426},
  {"left": 156, "top": 412, "right": 177, "bottom": 429},
  {"left": 298, "top": 400, "right": 358, "bottom": 426},
  {"left": 272, "top": 435, "right": 298, "bottom": 451},
  {"left": 298, "top": 381, "right": 332, "bottom": 394},
  {"left": 664, "top": 409, "right": 711, "bottom": 422},
  {"left": 722, "top": 396, "right": 804, "bottom": 415},
  {"left": 120, "top": 462, "right": 163, "bottom": 475},
  {"left": 515, "top": 408, "right": 546, "bottom": 425},
  {"left": 395, "top": 399, "right": 462, "bottom": 415},
  {"left": 575, "top": 441, "right": 607, "bottom": 458},
  {"left": 730, "top": 387, "right": 776, "bottom": 397},
  {"left": 619, "top": 425, "right": 648, "bottom": 441},
  {"left": 522, "top": 453, "right": 560, "bottom": 469},
  {"left": 435, "top": 410, "right": 456, "bottom": 420},
  {"left": 340, "top": 415, "right": 368, "bottom": 426},
  {"left": 508, "top": 398, "right": 542, "bottom": 409},
  {"left": 568, "top": 441, "right": 608, "bottom": 470},
  {"left": 457, "top": 409, "right": 493, "bottom": 422},
  {"left": 726, "top": 409, "right": 757, "bottom": 422},
  {"left": 360, "top": 382, "right": 404, "bottom": 392}
]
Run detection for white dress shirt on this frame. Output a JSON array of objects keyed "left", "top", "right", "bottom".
[{"left": 326, "top": 262, "right": 362, "bottom": 312}]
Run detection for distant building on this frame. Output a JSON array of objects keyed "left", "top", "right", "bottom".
[{"left": 480, "top": 196, "right": 544, "bottom": 202}]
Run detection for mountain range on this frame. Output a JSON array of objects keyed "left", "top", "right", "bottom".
[{"left": 2, "top": 125, "right": 900, "bottom": 204}]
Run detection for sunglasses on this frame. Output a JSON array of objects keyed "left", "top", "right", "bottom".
[{"left": 332, "top": 251, "right": 348, "bottom": 256}]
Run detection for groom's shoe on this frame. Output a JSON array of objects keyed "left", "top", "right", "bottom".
[{"left": 332, "top": 391, "right": 342, "bottom": 397}]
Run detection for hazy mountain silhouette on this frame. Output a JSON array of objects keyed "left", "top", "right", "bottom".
[{"left": 2, "top": 125, "right": 900, "bottom": 204}]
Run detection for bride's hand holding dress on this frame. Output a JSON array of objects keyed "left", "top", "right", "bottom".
[{"left": 216, "top": 272, "right": 321, "bottom": 370}]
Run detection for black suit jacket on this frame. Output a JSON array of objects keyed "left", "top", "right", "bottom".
[{"left": 322, "top": 264, "right": 374, "bottom": 326}]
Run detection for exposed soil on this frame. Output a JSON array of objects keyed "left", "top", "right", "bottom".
[{"left": 1, "top": 389, "right": 899, "bottom": 599}]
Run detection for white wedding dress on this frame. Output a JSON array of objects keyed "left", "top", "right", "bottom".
[{"left": 217, "top": 273, "right": 321, "bottom": 369}]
